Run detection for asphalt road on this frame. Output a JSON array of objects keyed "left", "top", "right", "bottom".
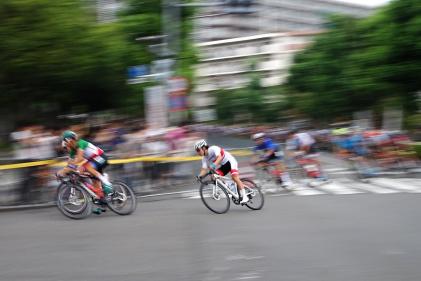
[{"left": 1, "top": 194, "right": 421, "bottom": 281}]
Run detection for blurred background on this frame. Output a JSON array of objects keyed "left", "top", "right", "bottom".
[{"left": 0, "top": 0, "right": 420, "bottom": 206}]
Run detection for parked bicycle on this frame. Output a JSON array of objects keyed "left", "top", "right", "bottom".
[
  {"left": 56, "top": 171, "right": 137, "bottom": 219},
  {"left": 197, "top": 170, "right": 264, "bottom": 214}
]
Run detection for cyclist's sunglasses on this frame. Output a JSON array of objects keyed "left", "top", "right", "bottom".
[{"left": 196, "top": 148, "right": 201, "bottom": 152}]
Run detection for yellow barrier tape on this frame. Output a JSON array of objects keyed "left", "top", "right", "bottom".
[
  {"left": 0, "top": 160, "right": 57, "bottom": 170},
  {"left": 0, "top": 150, "right": 253, "bottom": 170}
]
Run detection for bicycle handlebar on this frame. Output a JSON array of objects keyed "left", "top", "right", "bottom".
[{"left": 197, "top": 169, "right": 231, "bottom": 185}]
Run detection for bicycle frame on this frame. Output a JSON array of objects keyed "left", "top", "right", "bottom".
[
  {"left": 79, "top": 181, "right": 101, "bottom": 199},
  {"left": 212, "top": 174, "right": 256, "bottom": 200},
  {"left": 213, "top": 174, "right": 240, "bottom": 200},
  {"left": 254, "top": 163, "right": 281, "bottom": 181},
  {"left": 61, "top": 173, "right": 101, "bottom": 200}
]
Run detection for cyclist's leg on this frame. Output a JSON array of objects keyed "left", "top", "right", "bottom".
[
  {"left": 227, "top": 159, "right": 243, "bottom": 189},
  {"left": 83, "top": 159, "right": 112, "bottom": 194},
  {"left": 277, "top": 159, "right": 293, "bottom": 185},
  {"left": 229, "top": 159, "right": 249, "bottom": 203},
  {"left": 303, "top": 151, "right": 327, "bottom": 180}
]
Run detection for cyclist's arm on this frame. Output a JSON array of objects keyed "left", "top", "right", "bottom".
[
  {"left": 266, "top": 139, "right": 281, "bottom": 158},
  {"left": 213, "top": 154, "right": 223, "bottom": 167},
  {"left": 198, "top": 168, "right": 209, "bottom": 178},
  {"left": 198, "top": 158, "right": 210, "bottom": 178},
  {"left": 263, "top": 148, "right": 276, "bottom": 159},
  {"left": 71, "top": 149, "right": 87, "bottom": 167}
]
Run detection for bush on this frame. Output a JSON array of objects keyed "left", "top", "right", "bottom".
[
  {"left": 413, "top": 142, "right": 421, "bottom": 159},
  {"left": 405, "top": 114, "right": 421, "bottom": 130}
]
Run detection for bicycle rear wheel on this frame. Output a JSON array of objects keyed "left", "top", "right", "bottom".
[
  {"left": 200, "top": 182, "right": 230, "bottom": 214},
  {"left": 242, "top": 179, "right": 264, "bottom": 210},
  {"left": 56, "top": 183, "right": 92, "bottom": 219},
  {"left": 106, "top": 181, "right": 137, "bottom": 215}
]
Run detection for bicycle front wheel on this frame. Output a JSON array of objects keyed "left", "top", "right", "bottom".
[
  {"left": 56, "top": 183, "right": 92, "bottom": 219},
  {"left": 106, "top": 181, "right": 137, "bottom": 215},
  {"left": 199, "top": 182, "right": 230, "bottom": 214},
  {"left": 242, "top": 179, "right": 264, "bottom": 211}
]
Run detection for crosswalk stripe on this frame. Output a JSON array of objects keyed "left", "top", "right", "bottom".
[
  {"left": 314, "top": 182, "right": 363, "bottom": 195},
  {"left": 181, "top": 178, "right": 419, "bottom": 199},
  {"left": 397, "top": 178, "right": 421, "bottom": 188},
  {"left": 324, "top": 168, "right": 351, "bottom": 172},
  {"left": 370, "top": 178, "right": 421, "bottom": 193},
  {"left": 290, "top": 186, "right": 326, "bottom": 196},
  {"left": 328, "top": 171, "right": 357, "bottom": 175},
  {"left": 343, "top": 181, "right": 399, "bottom": 194}
]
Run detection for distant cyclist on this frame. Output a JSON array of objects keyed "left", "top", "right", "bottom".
[
  {"left": 286, "top": 129, "right": 329, "bottom": 182},
  {"left": 252, "top": 133, "right": 292, "bottom": 187},
  {"left": 57, "top": 130, "right": 113, "bottom": 200},
  {"left": 195, "top": 139, "right": 249, "bottom": 204}
]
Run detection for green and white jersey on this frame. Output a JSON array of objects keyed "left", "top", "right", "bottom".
[{"left": 69, "top": 139, "right": 104, "bottom": 160}]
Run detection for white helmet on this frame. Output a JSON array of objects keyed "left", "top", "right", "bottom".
[
  {"left": 194, "top": 139, "right": 208, "bottom": 150},
  {"left": 252, "top": 132, "right": 265, "bottom": 140}
]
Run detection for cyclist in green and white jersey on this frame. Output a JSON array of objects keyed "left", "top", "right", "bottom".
[{"left": 57, "top": 130, "right": 113, "bottom": 199}]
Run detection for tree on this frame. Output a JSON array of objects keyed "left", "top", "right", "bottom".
[
  {"left": 216, "top": 75, "right": 289, "bottom": 124},
  {"left": 287, "top": 0, "right": 421, "bottom": 122},
  {"left": 0, "top": 0, "right": 198, "bottom": 125},
  {"left": 0, "top": 0, "right": 146, "bottom": 121}
]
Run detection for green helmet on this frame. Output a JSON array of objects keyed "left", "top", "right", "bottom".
[{"left": 62, "top": 130, "right": 77, "bottom": 141}]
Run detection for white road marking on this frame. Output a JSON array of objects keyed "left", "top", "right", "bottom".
[
  {"left": 315, "top": 182, "right": 363, "bottom": 195},
  {"left": 324, "top": 167, "right": 351, "bottom": 172},
  {"left": 179, "top": 177, "right": 421, "bottom": 199},
  {"left": 370, "top": 178, "right": 421, "bottom": 193},
  {"left": 397, "top": 178, "right": 421, "bottom": 188},
  {"left": 327, "top": 171, "right": 357, "bottom": 175},
  {"left": 289, "top": 186, "right": 326, "bottom": 196},
  {"left": 347, "top": 181, "right": 399, "bottom": 194}
]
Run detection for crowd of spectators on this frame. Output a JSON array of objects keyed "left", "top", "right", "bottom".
[{"left": 8, "top": 121, "right": 206, "bottom": 161}]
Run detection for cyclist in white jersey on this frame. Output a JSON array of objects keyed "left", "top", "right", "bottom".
[{"left": 195, "top": 139, "right": 249, "bottom": 204}]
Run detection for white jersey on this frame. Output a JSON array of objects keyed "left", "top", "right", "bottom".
[
  {"left": 201, "top": 146, "right": 236, "bottom": 169},
  {"left": 295, "top": 133, "right": 315, "bottom": 147}
]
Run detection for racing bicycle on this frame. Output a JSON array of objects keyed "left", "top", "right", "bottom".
[
  {"left": 197, "top": 171, "right": 264, "bottom": 214},
  {"left": 56, "top": 171, "right": 137, "bottom": 219}
]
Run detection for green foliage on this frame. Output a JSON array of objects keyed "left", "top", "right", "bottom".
[
  {"left": 0, "top": 0, "right": 146, "bottom": 119},
  {"left": 216, "top": 78, "right": 289, "bottom": 124},
  {"left": 405, "top": 114, "right": 421, "bottom": 130},
  {"left": 413, "top": 142, "right": 421, "bottom": 159},
  {"left": 288, "top": 0, "right": 421, "bottom": 121},
  {"left": 0, "top": 0, "right": 197, "bottom": 123}
]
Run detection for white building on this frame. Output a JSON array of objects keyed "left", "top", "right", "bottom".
[
  {"left": 193, "top": 0, "right": 376, "bottom": 42},
  {"left": 191, "top": 0, "right": 378, "bottom": 121},
  {"left": 192, "top": 31, "right": 319, "bottom": 121}
]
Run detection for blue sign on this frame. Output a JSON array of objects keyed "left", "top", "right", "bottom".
[{"left": 128, "top": 65, "right": 149, "bottom": 79}]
